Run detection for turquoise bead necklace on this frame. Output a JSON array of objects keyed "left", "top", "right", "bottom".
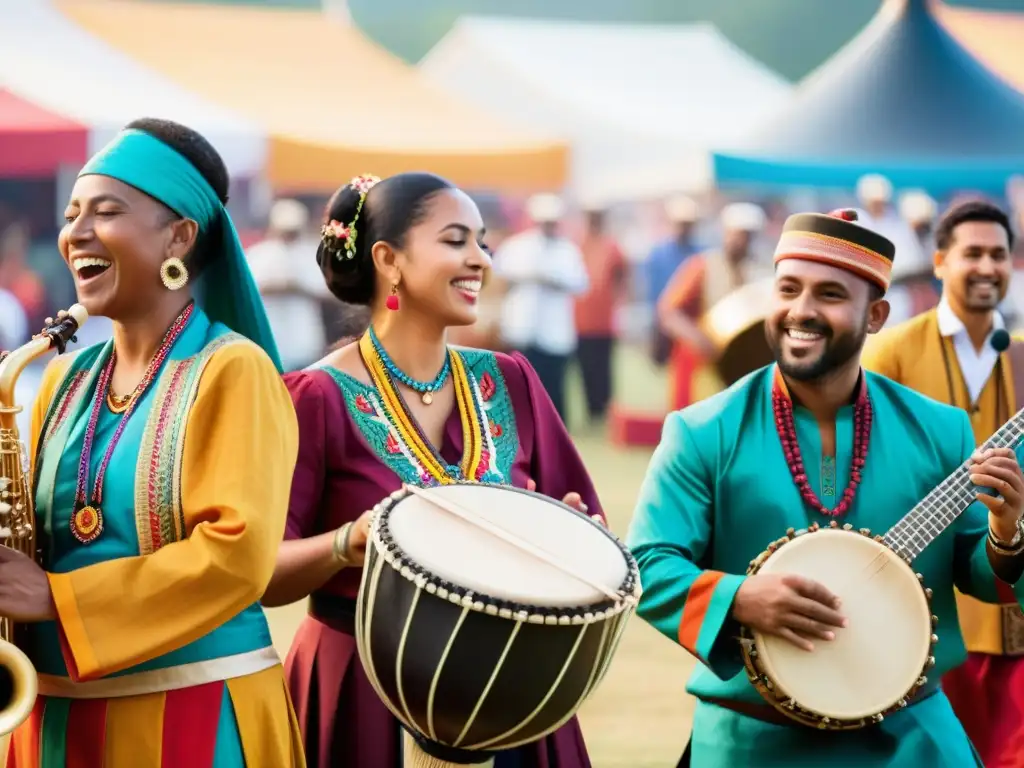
[{"left": 368, "top": 325, "right": 451, "bottom": 404}]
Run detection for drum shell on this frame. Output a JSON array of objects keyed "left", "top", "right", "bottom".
[
  {"left": 356, "top": 541, "right": 630, "bottom": 752},
  {"left": 701, "top": 277, "right": 774, "bottom": 386}
]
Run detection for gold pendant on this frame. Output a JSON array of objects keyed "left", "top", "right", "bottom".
[
  {"left": 422, "top": 392, "right": 433, "bottom": 405},
  {"left": 71, "top": 505, "right": 103, "bottom": 544}
]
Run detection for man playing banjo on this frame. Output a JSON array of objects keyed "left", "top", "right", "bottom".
[{"left": 627, "top": 208, "right": 1024, "bottom": 767}]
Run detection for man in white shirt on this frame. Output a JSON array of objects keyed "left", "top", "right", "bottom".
[
  {"left": 494, "top": 193, "right": 589, "bottom": 422},
  {"left": 246, "top": 199, "right": 331, "bottom": 371}
]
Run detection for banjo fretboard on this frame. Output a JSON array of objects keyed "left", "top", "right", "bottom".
[{"left": 882, "top": 407, "right": 1024, "bottom": 561}]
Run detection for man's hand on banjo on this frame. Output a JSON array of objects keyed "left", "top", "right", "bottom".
[
  {"left": 968, "top": 447, "right": 1024, "bottom": 544},
  {"left": 732, "top": 574, "right": 848, "bottom": 652}
]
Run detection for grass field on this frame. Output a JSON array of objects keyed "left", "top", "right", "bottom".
[{"left": 265, "top": 344, "right": 699, "bottom": 767}]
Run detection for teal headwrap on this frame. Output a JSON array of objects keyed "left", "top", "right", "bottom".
[{"left": 79, "top": 129, "right": 283, "bottom": 372}]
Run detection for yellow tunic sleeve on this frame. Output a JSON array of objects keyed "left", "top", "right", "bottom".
[
  {"left": 861, "top": 327, "right": 903, "bottom": 382},
  {"left": 28, "top": 355, "right": 75, "bottom": 470},
  {"left": 47, "top": 342, "right": 299, "bottom": 681}
]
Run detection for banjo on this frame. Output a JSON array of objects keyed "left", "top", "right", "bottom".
[
  {"left": 741, "top": 407, "right": 1024, "bottom": 731},
  {"left": 356, "top": 482, "right": 641, "bottom": 767}
]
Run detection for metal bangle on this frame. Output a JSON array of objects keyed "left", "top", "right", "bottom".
[
  {"left": 988, "top": 519, "right": 1024, "bottom": 556},
  {"left": 332, "top": 522, "right": 354, "bottom": 565}
]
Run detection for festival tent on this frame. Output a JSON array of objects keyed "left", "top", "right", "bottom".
[
  {"left": 712, "top": 0, "right": 1024, "bottom": 196},
  {"left": 418, "top": 17, "right": 793, "bottom": 204},
  {"left": 0, "top": 0, "right": 266, "bottom": 179},
  {"left": 936, "top": 3, "right": 1024, "bottom": 93},
  {"left": 59, "top": 0, "right": 569, "bottom": 194},
  {"left": 0, "top": 89, "right": 88, "bottom": 177}
]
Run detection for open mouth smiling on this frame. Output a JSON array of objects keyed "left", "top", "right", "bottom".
[{"left": 72, "top": 256, "right": 113, "bottom": 282}]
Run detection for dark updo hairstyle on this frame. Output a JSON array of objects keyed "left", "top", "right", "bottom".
[
  {"left": 124, "top": 117, "right": 230, "bottom": 277},
  {"left": 317, "top": 172, "right": 455, "bottom": 306}
]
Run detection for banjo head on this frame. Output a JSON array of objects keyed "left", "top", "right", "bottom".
[{"left": 745, "top": 525, "right": 934, "bottom": 727}]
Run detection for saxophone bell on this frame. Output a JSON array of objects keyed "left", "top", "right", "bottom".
[{"left": 0, "top": 304, "right": 88, "bottom": 735}]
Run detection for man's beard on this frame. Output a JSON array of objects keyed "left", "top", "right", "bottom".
[
  {"left": 766, "top": 317, "right": 867, "bottom": 382},
  {"left": 963, "top": 277, "right": 1004, "bottom": 312}
]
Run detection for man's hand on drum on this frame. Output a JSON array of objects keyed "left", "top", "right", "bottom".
[
  {"left": 732, "top": 574, "right": 847, "bottom": 652},
  {"left": 525, "top": 478, "right": 606, "bottom": 528},
  {"left": 968, "top": 447, "right": 1024, "bottom": 542}
]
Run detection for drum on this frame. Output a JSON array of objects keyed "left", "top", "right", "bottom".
[
  {"left": 356, "top": 482, "right": 641, "bottom": 766},
  {"left": 740, "top": 521, "right": 936, "bottom": 730},
  {"left": 701, "top": 277, "right": 775, "bottom": 385}
]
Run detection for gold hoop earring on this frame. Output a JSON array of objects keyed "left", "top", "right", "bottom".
[{"left": 160, "top": 257, "right": 189, "bottom": 291}]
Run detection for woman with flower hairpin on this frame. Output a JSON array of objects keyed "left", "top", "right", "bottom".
[{"left": 263, "top": 172, "right": 603, "bottom": 767}]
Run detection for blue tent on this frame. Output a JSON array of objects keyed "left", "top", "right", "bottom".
[{"left": 713, "top": 0, "right": 1024, "bottom": 196}]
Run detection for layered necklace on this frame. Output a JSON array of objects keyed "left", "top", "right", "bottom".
[
  {"left": 71, "top": 301, "right": 194, "bottom": 544},
  {"left": 771, "top": 366, "right": 873, "bottom": 518},
  {"left": 359, "top": 330, "right": 496, "bottom": 485},
  {"left": 368, "top": 324, "right": 450, "bottom": 405}
]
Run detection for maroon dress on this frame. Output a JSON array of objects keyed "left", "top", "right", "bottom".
[{"left": 282, "top": 349, "right": 599, "bottom": 768}]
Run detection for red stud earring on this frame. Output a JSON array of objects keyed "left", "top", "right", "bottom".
[{"left": 386, "top": 283, "right": 400, "bottom": 311}]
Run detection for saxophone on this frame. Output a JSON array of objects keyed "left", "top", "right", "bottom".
[{"left": 0, "top": 305, "right": 88, "bottom": 735}]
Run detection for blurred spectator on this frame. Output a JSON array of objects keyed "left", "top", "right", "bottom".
[
  {"left": 658, "top": 202, "right": 768, "bottom": 410},
  {"left": 645, "top": 195, "right": 702, "bottom": 366},
  {"left": 0, "top": 223, "right": 47, "bottom": 332},
  {"left": 247, "top": 199, "right": 330, "bottom": 371},
  {"left": 856, "top": 174, "right": 928, "bottom": 279},
  {"left": 0, "top": 243, "right": 27, "bottom": 352},
  {"left": 574, "top": 202, "right": 628, "bottom": 424},
  {"left": 885, "top": 190, "right": 941, "bottom": 325},
  {"left": 494, "top": 193, "right": 589, "bottom": 423}
]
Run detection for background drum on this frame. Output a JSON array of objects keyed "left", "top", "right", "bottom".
[
  {"left": 356, "top": 483, "right": 641, "bottom": 767},
  {"left": 701, "top": 276, "right": 775, "bottom": 386}
]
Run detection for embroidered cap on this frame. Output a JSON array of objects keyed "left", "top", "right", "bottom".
[{"left": 774, "top": 208, "right": 897, "bottom": 293}]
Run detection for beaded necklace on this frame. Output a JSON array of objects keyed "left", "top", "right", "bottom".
[
  {"left": 368, "top": 324, "right": 450, "bottom": 405},
  {"left": 771, "top": 366, "right": 873, "bottom": 518},
  {"left": 358, "top": 332, "right": 496, "bottom": 485},
  {"left": 70, "top": 301, "right": 194, "bottom": 544}
]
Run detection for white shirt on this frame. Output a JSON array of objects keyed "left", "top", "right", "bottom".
[
  {"left": 937, "top": 296, "right": 1004, "bottom": 404},
  {"left": 0, "top": 288, "right": 27, "bottom": 352},
  {"left": 493, "top": 230, "right": 589, "bottom": 356},
  {"left": 246, "top": 236, "right": 330, "bottom": 371}
]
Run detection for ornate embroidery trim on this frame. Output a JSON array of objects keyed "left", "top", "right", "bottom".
[
  {"left": 358, "top": 333, "right": 485, "bottom": 485},
  {"left": 324, "top": 348, "right": 516, "bottom": 487},
  {"left": 36, "top": 369, "right": 89, "bottom": 471},
  {"left": 134, "top": 334, "right": 245, "bottom": 556}
]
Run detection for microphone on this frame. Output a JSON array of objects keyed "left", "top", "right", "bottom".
[{"left": 992, "top": 328, "right": 1011, "bottom": 353}]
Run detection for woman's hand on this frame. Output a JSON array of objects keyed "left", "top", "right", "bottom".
[
  {"left": 525, "top": 478, "right": 606, "bottom": 528},
  {"left": 0, "top": 546, "right": 56, "bottom": 622},
  {"left": 342, "top": 509, "right": 374, "bottom": 567}
]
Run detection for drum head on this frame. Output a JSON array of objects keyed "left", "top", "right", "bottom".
[
  {"left": 384, "top": 484, "right": 631, "bottom": 608},
  {"left": 753, "top": 529, "right": 931, "bottom": 721}
]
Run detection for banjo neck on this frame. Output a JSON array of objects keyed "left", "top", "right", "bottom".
[{"left": 882, "top": 406, "right": 1024, "bottom": 561}]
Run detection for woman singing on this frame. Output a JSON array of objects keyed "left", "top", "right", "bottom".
[
  {"left": 263, "top": 172, "right": 603, "bottom": 767},
  {"left": 3, "top": 120, "right": 304, "bottom": 766}
]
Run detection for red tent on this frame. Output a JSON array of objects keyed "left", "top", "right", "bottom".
[{"left": 0, "top": 89, "right": 87, "bottom": 177}]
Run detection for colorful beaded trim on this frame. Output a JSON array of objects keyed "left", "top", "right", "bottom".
[
  {"left": 134, "top": 333, "right": 245, "bottom": 555},
  {"left": 71, "top": 302, "right": 194, "bottom": 544},
  {"left": 772, "top": 365, "right": 872, "bottom": 518},
  {"left": 357, "top": 333, "right": 500, "bottom": 486},
  {"left": 368, "top": 325, "right": 450, "bottom": 401}
]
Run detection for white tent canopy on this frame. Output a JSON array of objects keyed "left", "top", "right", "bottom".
[
  {"left": 419, "top": 17, "right": 792, "bottom": 204},
  {"left": 0, "top": 0, "right": 266, "bottom": 178}
]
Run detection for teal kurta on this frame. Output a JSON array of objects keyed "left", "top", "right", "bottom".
[{"left": 627, "top": 365, "right": 1024, "bottom": 767}]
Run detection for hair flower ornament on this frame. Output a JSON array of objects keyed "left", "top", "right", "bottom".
[{"left": 320, "top": 173, "right": 381, "bottom": 262}]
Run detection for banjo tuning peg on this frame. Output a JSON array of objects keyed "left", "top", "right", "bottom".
[
  {"left": 829, "top": 520, "right": 838, "bottom": 528},
  {"left": 915, "top": 573, "right": 924, "bottom": 581},
  {"left": 924, "top": 588, "right": 933, "bottom": 600},
  {"left": 930, "top": 634, "right": 938, "bottom": 644},
  {"left": 931, "top": 614, "right": 939, "bottom": 627},
  {"left": 859, "top": 528, "right": 871, "bottom": 536},
  {"left": 842, "top": 523, "right": 853, "bottom": 531},
  {"left": 927, "top": 656, "right": 936, "bottom": 668}
]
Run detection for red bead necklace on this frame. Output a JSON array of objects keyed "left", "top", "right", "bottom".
[
  {"left": 71, "top": 301, "right": 194, "bottom": 545},
  {"left": 771, "top": 368, "right": 873, "bottom": 518}
]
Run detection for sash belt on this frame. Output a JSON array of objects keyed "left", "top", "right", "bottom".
[
  {"left": 36, "top": 646, "right": 281, "bottom": 700},
  {"left": 308, "top": 591, "right": 356, "bottom": 636}
]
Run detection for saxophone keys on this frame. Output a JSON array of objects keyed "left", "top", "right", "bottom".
[{"left": 0, "top": 502, "right": 10, "bottom": 516}]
